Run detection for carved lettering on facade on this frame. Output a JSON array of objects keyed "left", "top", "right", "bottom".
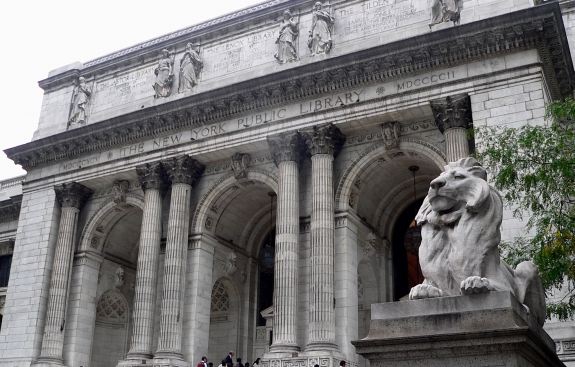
[
  {"left": 336, "top": 0, "right": 427, "bottom": 43},
  {"left": 91, "top": 65, "right": 156, "bottom": 114},
  {"left": 397, "top": 71, "right": 455, "bottom": 91}
]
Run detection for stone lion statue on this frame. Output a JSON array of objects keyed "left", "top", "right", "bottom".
[{"left": 409, "top": 157, "right": 546, "bottom": 325}]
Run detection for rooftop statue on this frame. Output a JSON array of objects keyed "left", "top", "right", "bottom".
[
  {"left": 308, "top": 2, "right": 333, "bottom": 56},
  {"left": 429, "top": 0, "right": 460, "bottom": 27},
  {"left": 275, "top": 9, "right": 299, "bottom": 64},
  {"left": 68, "top": 77, "right": 91, "bottom": 126},
  {"left": 153, "top": 49, "right": 174, "bottom": 98},
  {"left": 178, "top": 43, "right": 203, "bottom": 92},
  {"left": 409, "top": 158, "right": 546, "bottom": 326}
]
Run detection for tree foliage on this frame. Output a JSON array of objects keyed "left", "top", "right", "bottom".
[{"left": 476, "top": 98, "right": 575, "bottom": 320}]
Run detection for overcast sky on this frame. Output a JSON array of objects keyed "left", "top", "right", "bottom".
[{"left": 0, "top": 0, "right": 265, "bottom": 181}]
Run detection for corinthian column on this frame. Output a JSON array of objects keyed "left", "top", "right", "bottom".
[
  {"left": 126, "top": 162, "right": 167, "bottom": 360},
  {"left": 37, "top": 182, "right": 92, "bottom": 365},
  {"left": 430, "top": 94, "right": 472, "bottom": 162},
  {"left": 155, "top": 155, "right": 204, "bottom": 361},
  {"left": 266, "top": 131, "right": 304, "bottom": 353},
  {"left": 300, "top": 124, "right": 345, "bottom": 352}
]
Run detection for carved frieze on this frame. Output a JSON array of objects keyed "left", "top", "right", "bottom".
[
  {"left": 430, "top": 94, "right": 472, "bottom": 133},
  {"left": 178, "top": 43, "right": 203, "bottom": 92},
  {"left": 163, "top": 155, "right": 205, "bottom": 186},
  {"left": 6, "top": 8, "right": 572, "bottom": 170},
  {"left": 68, "top": 77, "right": 92, "bottom": 127},
  {"left": 300, "top": 123, "right": 345, "bottom": 157},
  {"left": 381, "top": 121, "right": 401, "bottom": 150},
  {"left": 54, "top": 182, "right": 93, "bottom": 209},
  {"left": 267, "top": 131, "right": 304, "bottom": 167},
  {"left": 136, "top": 161, "right": 167, "bottom": 192},
  {"left": 231, "top": 153, "right": 250, "bottom": 180},
  {"left": 275, "top": 9, "right": 299, "bottom": 64},
  {"left": 361, "top": 232, "right": 377, "bottom": 258}
]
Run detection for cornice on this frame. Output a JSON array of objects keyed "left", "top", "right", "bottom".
[{"left": 6, "top": 3, "right": 573, "bottom": 170}]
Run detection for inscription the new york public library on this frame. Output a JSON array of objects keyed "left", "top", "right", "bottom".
[{"left": 60, "top": 67, "right": 459, "bottom": 172}]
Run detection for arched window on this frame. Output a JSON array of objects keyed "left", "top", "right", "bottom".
[{"left": 211, "top": 280, "right": 230, "bottom": 312}]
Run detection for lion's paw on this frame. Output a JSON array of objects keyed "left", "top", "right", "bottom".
[
  {"left": 409, "top": 284, "right": 444, "bottom": 300},
  {"left": 460, "top": 276, "right": 494, "bottom": 295}
]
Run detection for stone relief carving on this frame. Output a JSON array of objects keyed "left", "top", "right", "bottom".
[
  {"left": 68, "top": 77, "right": 92, "bottom": 127},
  {"left": 153, "top": 49, "right": 174, "bottom": 98},
  {"left": 381, "top": 121, "right": 401, "bottom": 150},
  {"left": 224, "top": 251, "right": 237, "bottom": 276},
  {"left": 308, "top": 2, "right": 334, "bottom": 56},
  {"left": 361, "top": 232, "right": 377, "bottom": 258},
  {"left": 429, "top": 0, "right": 460, "bottom": 27},
  {"left": 275, "top": 9, "right": 299, "bottom": 64},
  {"left": 114, "top": 266, "right": 125, "bottom": 289},
  {"left": 430, "top": 94, "right": 471, "bottom": 133},
  {"left": 205, "top": 217, "right": 213, "bottom": 230},
  {"left": 409, "top": 158, "right": 546, "bottom": 326},
  {"left": 349, "top": 192, "right": 356, "bottom": 208},
  {"left": 112, "top": 180, "right": 130, "bottom": 204},
  {"left": 178, "top": 42, "right": 203, "bottom": 93},
  {"left": 90, "top": 236, "right": 100, "bottom": 249},
  {"left": 231, "top": 153, "right": 250, "bottom": 179}
]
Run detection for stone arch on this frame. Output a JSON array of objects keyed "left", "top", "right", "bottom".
[
  {"left": 191, "top": 168, "right": 278, "bottom": 234},
  {"left": 79, "top": 193, "right": 145, "bottom": 254},
  {"left": 207, "top": 277, "right": 241, "bottom": 362},
  {"left": 335, "top": 138, "right": 446, "bottom": 212}
]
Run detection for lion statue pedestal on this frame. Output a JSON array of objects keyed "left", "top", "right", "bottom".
[
  {"left": 352, "top": 158, "right": 564, "bottom": 367},
  {"left": 352, "top": 292, "right": 564, "bottom": 367}
]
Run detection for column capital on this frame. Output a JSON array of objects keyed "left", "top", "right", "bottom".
[
  {"left": 267, "top": 131, "right": 304, "bottom": 167},
  {"left": 136, "top": 161, "right": 168, "bottom": 192},
  {"left": 430, "top": 94, "right": 472, "bottom": 133},
  {"left": 300, "top": 123, "right": 346, "bottom": 158},
  {"left": 163, "top": 155, "right": 205, "bottom": 186},
  {"left": 54, "top": 182, "right": 92, "bottom": 209}
]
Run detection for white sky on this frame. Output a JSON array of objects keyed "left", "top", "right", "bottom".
[{"left": 0, "top": 0, "right": 265, "bottom": 181}]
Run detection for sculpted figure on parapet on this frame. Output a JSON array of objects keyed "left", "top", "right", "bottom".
[
  {"left": 429, "top": 0, "right": 460, "bottom": 27},
  {"left": 68, "top": 76, "right": 92, "bottom": 127},
  {"left": 308, "top": 1, "right": 334, "bottom": 56},
  {"left": 275, "top": 9, "right": 299, "bottom": 64},
  {"left": 409, "top": 158, "right": 546, "bottom": 326},
  {"left": 179, "top": 43, "right": 203, "bottom": 92},
  {"left": 153, "top": 49, "right": 174, "bottom": 98}
]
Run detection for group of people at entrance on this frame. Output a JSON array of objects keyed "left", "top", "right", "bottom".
[{"left": 198, "top": 351, "right": 261, "bottom": 367}]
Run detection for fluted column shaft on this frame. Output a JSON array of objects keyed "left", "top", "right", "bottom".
[
  {"left": 300, "top": 124, "right": 344, "bottom": 352},
  {"left": 156, "top": 155, "right": 204, "bottom": 360},
  {"left": 444, "top": 127, "right": 469, "bottom": 162},
  {"left": 128, "top": 162, "right": 165, "bottom": 359},
  {"left": 271, "top": 160, "right": 300, "bottom": 352},
  {"left": 307, "top": 153, "right": 337, "bottom": 350},
  {"left": 38, "top": 183, "right": 92, "bottom": 364}
]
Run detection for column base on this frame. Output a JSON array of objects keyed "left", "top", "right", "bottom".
[
  {"left": 269, "top": 342, "right": 300, "bottom": 353},
  {"left": 33, "top": 357, "right": 65, "bottom": 367},
  {"left": 117, "top": 358, "right": 152, "bottom": 367},
  {"left": 305, "top": 341, "right": 338, "bottom": 352},
  {"left": 261, "top": 350, "right": 354, "bottom": 367},
  {"left": 150, "top": 356, "right": 190, "bottom": 367}
]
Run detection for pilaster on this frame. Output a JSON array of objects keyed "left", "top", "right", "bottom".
[
  {"left": 182, "top": 234, "right": 217, "bottom": 363},
  {"left": 37, "top": 182, "right": 92, "bottom": 366},
  {"left": 430, "top": 94, "right": 472, "bottom": 162},
  {"left": 63, "top": 251, "right": 104, "bottom": 366}
]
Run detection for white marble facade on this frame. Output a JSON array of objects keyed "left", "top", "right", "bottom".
[{"left": 1, "top": 1, "right": 575, "bottom": 367}]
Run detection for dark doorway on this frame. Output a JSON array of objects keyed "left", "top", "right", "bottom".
[
  {"left": 257, "top": 229, "right": 275, "bottom": 326},
  {"left": 392, "top": 198, "right": 424, "bottom": 301}
]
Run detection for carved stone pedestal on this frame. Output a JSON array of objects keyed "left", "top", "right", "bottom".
[{"left": 353, "top": 292, "right": 565, "bottom": 367}]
